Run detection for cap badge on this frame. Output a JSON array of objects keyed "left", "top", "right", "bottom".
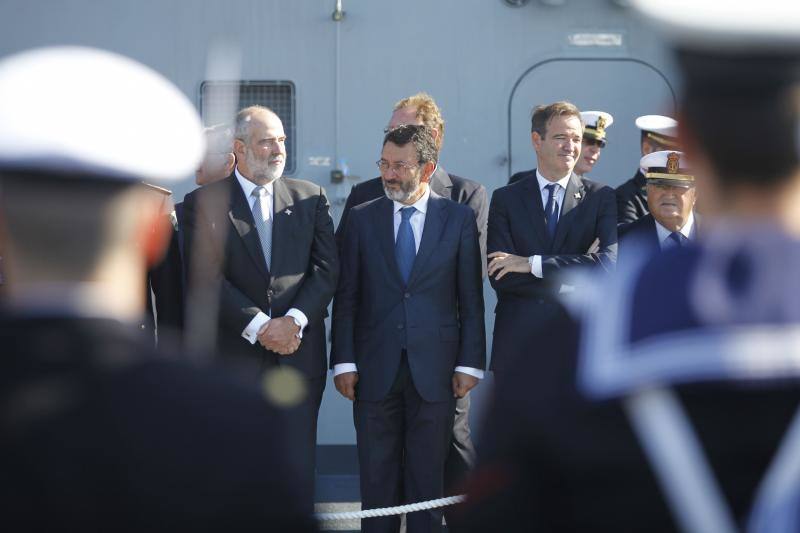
[
  {"left": 667, "top": 152, "right": 680, "bottom": 174},
  {"left": 596, "top": 115, "right": 607, "bottom": 134}
]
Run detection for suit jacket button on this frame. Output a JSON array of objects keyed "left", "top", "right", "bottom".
[
  {"left": 397, "top": 324, "right": 404, "bottom": 330},
  {"left": 404, "top": 292, "right": 411, "bottom": 299},
  {"left": 267, "top": 289, "right": 274, "bottom": 297}
]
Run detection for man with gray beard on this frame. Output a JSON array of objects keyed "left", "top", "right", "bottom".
[
  {"left": 332, "top": 125, "right": 485, "bottom": 533},
  {"left": 183, "top": 105, "right": 338, "bottom": 511}
]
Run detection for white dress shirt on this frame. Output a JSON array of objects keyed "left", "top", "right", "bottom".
[
  {"left": 655, "top": 211, "right": 695, "bottom": 250},
  {"left": 235, "top": 167, "right": 309, "bottom": 345},
  {"left": 334, "top": 185, "right": 484, "bottom": 379},
  {"left": 528, "top": 170, "right": 571, "bottom": 278}
]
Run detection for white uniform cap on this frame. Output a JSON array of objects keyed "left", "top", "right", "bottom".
[
  {"left": 640, "top": 150, "right": 694, "bottom": 186},
  {"left": 631, "top": 0, "right": 800, "bottom": 51},
  {"left": 0, "top": 46, "right": 205, "bottom": 182},
  {"left": 580, "top": 111, "right": 614, "bottom": 140},
  {"left": 635, "top": 115, "right": 678, "bottom": 137}
]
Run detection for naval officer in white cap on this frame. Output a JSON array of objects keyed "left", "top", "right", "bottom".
[
  {"left": 0, "top": 46, "right": 317, "bottom": 532},
  {"left": 457, "top": 0, "right": 800, "bottom": 531},
  {"left": 615, "top": 114, "right": 680, "bottom": 225},
  {"left": 619, "top": 150, "right": 698, "bottom": 259},
  {"left": 574, "top": 110, "right": 614, "bottom": 178}
]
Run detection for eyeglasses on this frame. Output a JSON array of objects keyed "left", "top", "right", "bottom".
[
  {"left": 583, "top": 137, "right": 607, "bottom": 148},
  {"left": 376, "top": 159, "right": 419, "bottom": 175}
]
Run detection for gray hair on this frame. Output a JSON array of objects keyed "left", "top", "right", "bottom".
[{"left": 234, "top": 105, "right": 278, "bottom": 143}]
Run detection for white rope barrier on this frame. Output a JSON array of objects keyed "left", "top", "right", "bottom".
[{"left": 315, "top": 494, "right": 465, "bottom": 521}]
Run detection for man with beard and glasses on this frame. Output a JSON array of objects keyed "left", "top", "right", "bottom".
[
  {"left": 336, "top": 95, "right": 488, "bottom": 521},
  {"left": 331, "top": 125, "right": 485, "bottom": 533},
  {"left": 183, "top": 105, "right": 338, "bottom": 512}
]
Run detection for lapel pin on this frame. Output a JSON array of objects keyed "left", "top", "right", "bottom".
[
  {"left": 285, "top": 209, "right": 292, "bottom": 216},
  {"left": 574, "top": 192, "right": 581, "bottom": 200}
]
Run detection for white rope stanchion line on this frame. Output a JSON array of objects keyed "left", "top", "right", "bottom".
[{"left": 315, "top": 494, "right": 466, "bottom": 521}]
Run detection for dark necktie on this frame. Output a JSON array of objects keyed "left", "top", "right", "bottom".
[
  {"left": 666, "top": 231, "right": 687, "bottom": 249},
  {"left": 544, "top": 183, "right": 560, "bottom": 241},
  {"left": 395, "top": 206, "right": 416, "bottom": 283}
]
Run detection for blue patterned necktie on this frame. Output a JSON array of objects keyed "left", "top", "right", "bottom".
[
  {"left": 544, "top": 183, "right": 560, "bottom": 241},
  {"left": 395, "top": 206, "right": 417, "bottom": 283},
  {"left": 251, "top": 186, "right": 272, "bottom": 270}
]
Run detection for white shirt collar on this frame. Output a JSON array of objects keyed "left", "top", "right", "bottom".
[
  {"left": 393, "top": 184, "right": 431, "bottom": 215},
  {"left": 235, "top": 166, "right": 274, "bottom": 197},
  {"left": 655, "top": 211, "right": 695, "bottom": 243},
  {"left": 536, "top": 169, "right": 571, "bottom": 191}
]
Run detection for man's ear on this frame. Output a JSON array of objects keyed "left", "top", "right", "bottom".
[
  {"left": 531, "top": 131, "right": 542, "bottom": 151},
  {"left": 224, "top": 152, "right": 236, "bottom": 175},
  {"left": 420, "top": 161, "right": 436, "bottom": 183},
  {"left": 233, "top": 138, "right": 246, "bottom": 160}
]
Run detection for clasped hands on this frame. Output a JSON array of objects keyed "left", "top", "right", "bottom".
[
  {"left": 257, "top": 316, "right": 301, "bottom": 355},
  {"left": 487, "top": 251, "right": 530, "bottom": 280}
]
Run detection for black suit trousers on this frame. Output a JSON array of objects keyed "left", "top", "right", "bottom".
[{"left": 354, "top": 354, "right": 455, "bottom": 533}]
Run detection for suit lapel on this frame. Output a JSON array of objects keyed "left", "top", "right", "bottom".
[
  {"left": 407, "top": 192, "right": 448, "bottom": 287},
  {"left": 552, "top": 173, "right": 586, "bottom": 252},
  {"left": 227, "top": 176, "right": 270, "bottom": 280},
  {"left": 376, "top": 197, "right": 404, "bottom": 283},
  {"left": 520, "top": 175, "right": 549, "bottom": 249},
  {"left": 270, "top": 179, "right": 295, "bottom": 279}
]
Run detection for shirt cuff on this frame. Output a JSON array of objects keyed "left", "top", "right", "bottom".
[
  {"left": 242, "top": 311, "right": 270, "bottom": 344},
  {"left": 333, "top": 363, "right": 358, "bottom": 376},
  {"left": 455, "top": 366, "right": 485, "bottom": 379},
  {"left": 528, "top": 255, "right": 543, "bottom": 278},
  {"left": 285, "top": 308, "right": 308, "bottom": 339}
]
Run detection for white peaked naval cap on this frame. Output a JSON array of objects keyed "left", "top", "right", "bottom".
[
  {"left": 635, "top": 115, "right": 678, "bottom": 137},
  {"left": 0, "top": 46, "right": 205, "bottom": 182},
  {"left": 580, "top": 111, "right": 614, "bottom": 140}
]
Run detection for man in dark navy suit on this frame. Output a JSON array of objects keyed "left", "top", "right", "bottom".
[
  {"left": 486, "top": 101, "right": 617, "bottom": 383},
  {"left": 336, "top": 93, "right": 489, "bottom": 510},
  {"left": 619, "top": 150, "right": 698, "bottom": 260},
  {"left": 332, "top": 125, "right": 485, "bottom": 533}
]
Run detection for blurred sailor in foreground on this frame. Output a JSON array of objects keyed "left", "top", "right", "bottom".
[
  {"left": 616, "top": 114, "right": 679, "bottom": 225},
  {"left": 619, "top": 150, "right": 698, "bottom": 259},
  {"left": 457, "top": 0, "right": 800, "bottom": 531},
  {"left": 0, "top": 46, "right": 317, "bottom": 532}
]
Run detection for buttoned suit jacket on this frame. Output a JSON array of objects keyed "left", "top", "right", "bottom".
[
  {"left": 183, "top": 173, "right": 338, "bottom": 378},
  {"left": 488, "top": 170, "right": 617, "bottom": 372},
  {"left": 336, "top": 166, "right": 488, "bottom": 275},
  {"left": 331, "top": 191, "right": 485, "bottom": 403}
]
